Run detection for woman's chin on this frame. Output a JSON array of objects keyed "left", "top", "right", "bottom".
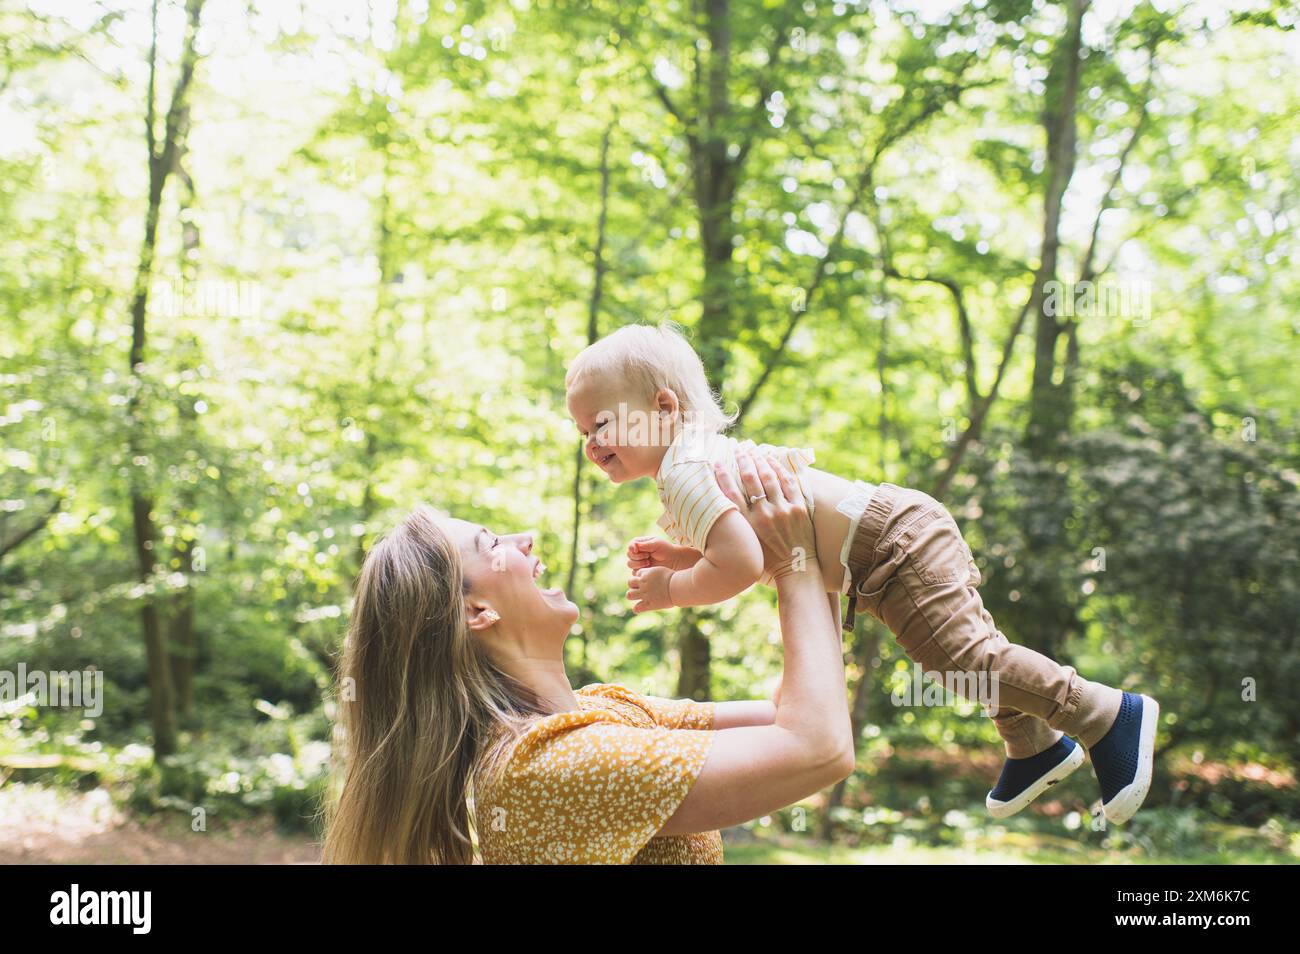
[{"left": 539, "top": 585, "right": 578, "bottom": 615}]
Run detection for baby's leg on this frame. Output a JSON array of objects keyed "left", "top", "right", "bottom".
[{"left": 846, "top": 483, "right": 1123, "bottom": 756}]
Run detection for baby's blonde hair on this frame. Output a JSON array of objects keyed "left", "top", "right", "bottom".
[{"left": 564, "top": 320, "right": 738, "bottom": 434}]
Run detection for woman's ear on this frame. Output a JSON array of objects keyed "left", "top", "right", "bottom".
[{"left": 465, "top": 602, "right": 501, "bottom": 632}]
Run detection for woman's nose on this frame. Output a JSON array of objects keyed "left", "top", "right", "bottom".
[{"left": 514, "top": 533, "right": 533, "bottom": 555}]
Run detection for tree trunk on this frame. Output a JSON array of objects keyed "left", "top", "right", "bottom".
[
  {"left": 1025, "top": 0, "right": 1089, "bottom": 454},
  {"left": 692, "top": 0, "right": 737, "bottom": 378},
  {"left": 672, "top": 0, "right": 741, "bottom": 701},
  {"left": 168, "top": 104, "right": 199, "bottom": 720},
  {"left": 353, "top": 115, "right": 393, "bottom": 577},
  {"left": 820, "top": 620, "right": 881, "bottom": 837},
  {"left": 127, "top": 0, "right": 205, "bottom": 760},
  {"left": 567, "top": 120, "right": 615, "bottom": 685},
  {"left": 1018, "top": 0, "right": 1088, "bottom": 660},
  {"left": 675, "top": 608, "right": 712, "bottom": 700}
]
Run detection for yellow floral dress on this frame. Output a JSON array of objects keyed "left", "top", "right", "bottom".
[{"left": 473, "top": 683, "right": 722, "bottom": 864}]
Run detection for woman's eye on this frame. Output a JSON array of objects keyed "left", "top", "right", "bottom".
[{"left": 493, "top": 536, "right": 501, "bottom": 548}]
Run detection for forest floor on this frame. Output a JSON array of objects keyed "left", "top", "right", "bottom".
[
  {"left": 2, "top": 780, "right": 1292, "bottom": 865},
  {"left": 3, "top": 741, "right": 1294, "bottom": 865},
  {"left": 0, "top": 783, "right": 322, "bottom": 865}
]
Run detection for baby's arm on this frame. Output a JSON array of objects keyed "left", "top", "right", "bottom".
[
  {"left": 666, "top": 509, "right": 764, "bottom": 607},
  {"left": 627, "top": 536, "right": 702, "bottom": 573}
]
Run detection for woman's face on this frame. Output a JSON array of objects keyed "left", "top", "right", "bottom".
[{"left": 441, "top": 517, "right": 578, "bottom": 635}]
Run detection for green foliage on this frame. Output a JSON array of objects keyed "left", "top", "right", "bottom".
[
  {"left": 1, "top": 0, "right": 1296, "bottom": 854},
  {"left": 956, "top": 354, "right": 1300, "bottom": 764}
]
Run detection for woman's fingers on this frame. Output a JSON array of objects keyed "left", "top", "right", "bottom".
[
  {"left": 735, "top": 445, "right": 766, "bottom": 501},
  {"left": 749, "top": 452, "right": 782, "bottom": 505},
  {"left": 712, "top": 459, "right": 743, "bottom": 508},
  {"left": 766, "top": 455, "right": 804, "bottom": 507},
  {"left": 733, "top": 447, "right": 769, "bottom": 509}
]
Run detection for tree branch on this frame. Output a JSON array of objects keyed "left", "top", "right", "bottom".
[
  {"left": 0, "top": 495, "right": 63, "bottom": 563},
  {"left": 734, "top": 20, "right": 790, "bottom": 168},
  {"left": 1079, "top": 37, "right": 1157, "bottom": 284},
  {"left": 930, "top": 295, "right": 1033, "bottom": 499},
  {"left": 145, "top": 0, "right": 158, "bottom": 161},
  {"left": 883, "top": 267, "right": 980, "bottom": 405},
  {"left": 735, "top": 75, "right": 985, "bottom": 424}
]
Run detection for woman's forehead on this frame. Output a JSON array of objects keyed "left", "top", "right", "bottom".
[{"left": 443, "top": 517, "right": 487, "bottom": 549}]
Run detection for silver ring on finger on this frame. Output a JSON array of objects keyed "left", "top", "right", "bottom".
[{"left": 749, "top": 493, "right": 767, "bottom": 505}]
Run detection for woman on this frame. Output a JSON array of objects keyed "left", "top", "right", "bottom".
[{"left": 321, "top": 447, "right": 853, "bottom": 864}]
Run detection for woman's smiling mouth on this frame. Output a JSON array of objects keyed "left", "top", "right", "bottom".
[
  {"left": 595, "top": 450, "right": 617, "bottom": 468},
  {"left": 531, "top": 558, "right": 564, "bottom": 597}
]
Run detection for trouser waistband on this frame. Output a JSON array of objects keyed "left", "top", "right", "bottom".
[{"left": 841, "top": 483, "right": 904, "bottom": 632}]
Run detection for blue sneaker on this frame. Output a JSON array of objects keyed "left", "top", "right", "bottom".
[
  {"left": 986, "top": 734, "right": 1085, "bottom": 818},
  {"left": 1089, "top": 692, "right": 1160, "bottom": 825}
]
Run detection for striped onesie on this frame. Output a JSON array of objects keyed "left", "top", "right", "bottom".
[{"left": 654, "top": 427, "right": 816, "bottom": 585}]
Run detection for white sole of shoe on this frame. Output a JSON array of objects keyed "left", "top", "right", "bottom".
[
  {"left": 986, "top": 741, "right": 1086, "bottom": 819},
  {"left": 1101, "top": 694, "right": 1160, "bottom": 825}
]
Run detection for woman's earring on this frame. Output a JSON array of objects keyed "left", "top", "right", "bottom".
[{"left": 482, "top": 609, "right": 501, "bottom": 624}]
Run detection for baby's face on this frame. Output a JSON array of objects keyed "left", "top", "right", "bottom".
[{"left": 565, "top": 376, "right": 671, "bottom": 484}]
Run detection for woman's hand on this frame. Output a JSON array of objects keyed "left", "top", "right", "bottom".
[{"left": 712, "top": 447, "right": 817, "bottom": 581}]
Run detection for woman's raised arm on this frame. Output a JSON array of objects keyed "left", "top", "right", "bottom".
[{"left": 655, "top": 449, "right": 854, "bottom": 837}]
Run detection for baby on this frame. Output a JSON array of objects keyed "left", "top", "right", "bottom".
[{"left": 564, "top": 320, "right": 1160, "bottom": 825}]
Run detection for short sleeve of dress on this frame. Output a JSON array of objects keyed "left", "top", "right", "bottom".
[
  {"left": 496, "top": 717, "right": 715, "bottom": 864},
  {"left": 575, "top": 682, "right": 715, "bottom": 731},
  {"left": 638, "top": 693, "right": 716, "bottom": 731}
]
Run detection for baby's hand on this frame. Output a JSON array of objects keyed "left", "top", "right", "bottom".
[
  {"left": 627, "top": 536, "right": 701, "bottom": 573},
  {"left": 626, "top": 565, "right": 675, "bottom": 614}
]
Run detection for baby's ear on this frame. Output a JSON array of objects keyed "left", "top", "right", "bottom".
[{"left": 655, "top": 387, "right": 681, "bottom": 419}]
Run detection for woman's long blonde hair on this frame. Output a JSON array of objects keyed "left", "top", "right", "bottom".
[{"left": 320, "top": 503, "right": 551, "bottom": 864}]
